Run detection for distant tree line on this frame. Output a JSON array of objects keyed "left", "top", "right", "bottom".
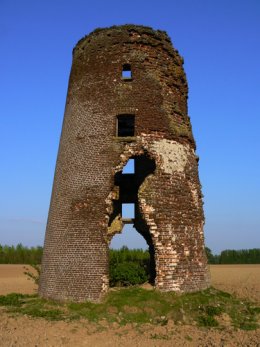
[
  {"left": 110, "top": 246, "right": 149, "bottom": 265},
  {"left": 205, "top": 247, "right": 260, "bottom": 264},
  {"left": 0, "top": 244, "right": 259, "bottom": 265},
  {"left": 0, "top": 244, "right": 43, "bottom": 264}
]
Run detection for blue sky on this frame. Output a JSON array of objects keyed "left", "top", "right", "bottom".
[{"left": 0, "top": 0, "right": 259, "bottom": 254}]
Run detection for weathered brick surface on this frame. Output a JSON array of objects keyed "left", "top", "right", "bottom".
[{"left": 39, "top": 25, "right": 210, "bottom": 302}]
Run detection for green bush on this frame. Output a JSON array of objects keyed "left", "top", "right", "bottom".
[
  {"left": 109, "top": 261, "right": 148, "bottom": 287},
  {"left": 109, "top": 246, "right": 150, "bottom": 286}
]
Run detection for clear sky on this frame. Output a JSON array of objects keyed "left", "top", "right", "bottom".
[{"left": 0, "top": 0, "right": 259, "bottom": 254}]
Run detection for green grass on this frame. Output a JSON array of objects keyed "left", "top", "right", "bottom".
[
  {"left": 0, "top": 293, "right": 32, "bottom": 307},
  {"left": 0, "top": 293, "right": 64, "bottom": 321},
  {"left": 0, "top": 287, "right": 259, "bottom": 330}
]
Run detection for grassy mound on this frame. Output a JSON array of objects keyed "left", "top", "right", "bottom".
[{"left": 0, "top": 287, "right": 259, "bottom": 330}]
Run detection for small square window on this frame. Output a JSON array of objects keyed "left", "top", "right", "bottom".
[
  {"left": 122, "top": 70, "right": 131, "bottom": 78},
  {"left": 122, "top": 203, "right": 135, "bottom": 218},
  {"left": 122, "top": 64, "right": 132, "bottom": 79},
  {"left": 117, "top": 114, "right": 135, "bottom": 137}
]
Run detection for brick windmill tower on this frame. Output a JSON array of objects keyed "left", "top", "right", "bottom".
[{"left": 39, "top": 25, "right": 210, "bottom": 302}]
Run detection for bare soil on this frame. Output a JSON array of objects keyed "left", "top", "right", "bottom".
[
  {"left": 210, "top": 264, "right": 260, "bottom": 303},
  {"left": 0, "top": 265, "right": 38, "bottom": 295},
  {"left": 0, "top": 265, "right": 259, "bottom": 347}
]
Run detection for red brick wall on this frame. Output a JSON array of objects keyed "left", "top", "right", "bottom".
[{"left": 39, "top": 25, "right": 209, "bottom": 302}]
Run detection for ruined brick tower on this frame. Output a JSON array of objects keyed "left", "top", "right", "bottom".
[{"left": 39, "top": 25, "right": 210, "bottom": 302}]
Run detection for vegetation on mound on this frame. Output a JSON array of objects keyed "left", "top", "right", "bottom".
[
  {"left": 109, "top": 247, "right": 150, "bottom": 286},
  {"left": 0, "top": 287, "right": 259, "bottom": 330}
]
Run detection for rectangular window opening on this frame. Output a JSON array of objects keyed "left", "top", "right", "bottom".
[
  {"left": 122, "top": 203, "right": 135, "bottom": 219},
  {"left": 122, "top": 70, "right": 132, "bottom": 78},
  {"left": 122, "top": 64, "right": 132, "bottom": 79},
  {"left": 117, "top": 114, "right": 135, "bottom": 137}
]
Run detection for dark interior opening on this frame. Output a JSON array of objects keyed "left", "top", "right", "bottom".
[
  {"left": 122, "top": 64, "right": 132, "bottom": 79},
  {"left": 117, "top": 114, "right": 135, "bottom": 137},
  {"left": 109, "top": 154, "right": 156, "bottom": 284}
]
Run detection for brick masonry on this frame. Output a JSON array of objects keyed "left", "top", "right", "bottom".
[{"left": 39, "top": 25, "right": 210, "bottom": 302}]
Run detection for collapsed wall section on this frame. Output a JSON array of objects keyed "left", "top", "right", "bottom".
[{"left": 107, "top": 135, "right": 209, "bottom": 292}]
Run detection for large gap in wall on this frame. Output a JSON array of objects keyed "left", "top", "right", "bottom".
[
  {"left": 110, "top": 224, "right": 147, "bottom": 250},
  {"left": 108, "top": 154, "right": 156, "bottom": 286}
]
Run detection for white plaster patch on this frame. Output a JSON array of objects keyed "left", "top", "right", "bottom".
[{"left": 151, "top": 139, "right": 190, "bottom": 174}]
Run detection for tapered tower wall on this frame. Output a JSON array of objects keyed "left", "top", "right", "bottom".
[{"left": 39, "top": 25, "right": 210, "bottom": 302}]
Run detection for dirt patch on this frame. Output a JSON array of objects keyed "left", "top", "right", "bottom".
[
  {"left": 123, "top": 305, "right": 141, "bottom": 314},
  {"left": 0, "top": 310, "right": 259, "bottom": 347},
  {"left": 0, "top": 265, "right": 37, "bottom": 295},
  {"left": 0, "top": 265, "right": 259, "bottom": 346}
]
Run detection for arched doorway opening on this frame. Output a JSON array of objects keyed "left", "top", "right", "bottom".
[{"left": 108, "top": 154, "right": 156, "bottom": 285}]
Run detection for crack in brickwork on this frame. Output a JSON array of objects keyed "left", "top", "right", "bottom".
[{"left": 39, "top": 25, "right": 210, "bottom": 302}]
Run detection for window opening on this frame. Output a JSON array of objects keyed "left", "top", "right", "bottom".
[
  {"left": 122, "top": 159, "right": 135, "bottom": 174},
  {"left": 122, "top": 64, "right": 132, "bottom": 79},
  {"left": 122, "top": 203, "right": 135, "bottom": 219},
  {"left": 117, "top": 114, "right": 135, "bottom": 137}
]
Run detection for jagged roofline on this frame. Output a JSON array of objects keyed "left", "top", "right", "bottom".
[
  {"left": 75, "top": 24, "right": 172, "bottom": 47},
  {"left": 72, "top": 24, "right": 184, "bottom": 64}
]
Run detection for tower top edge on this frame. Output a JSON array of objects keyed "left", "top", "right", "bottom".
[
  {"left": 77, "top": 24, "right": 170, "bottom": 44},
  {"left": 73, "top": 24, "right": 180, "bottom": 56}
]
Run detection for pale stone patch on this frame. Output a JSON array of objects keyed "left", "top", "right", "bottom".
[
  {"left": 151, "top": 139, "right": 190, "bottom": 174},
  {"left": 188, "top": 181, "right": 200, "bottom": 208},
  {"left": 101, "top": 274, "right": 109, "bottom": 292},
  {"left": 107, "top": 215, "right": 123, "bottom": 236}
]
